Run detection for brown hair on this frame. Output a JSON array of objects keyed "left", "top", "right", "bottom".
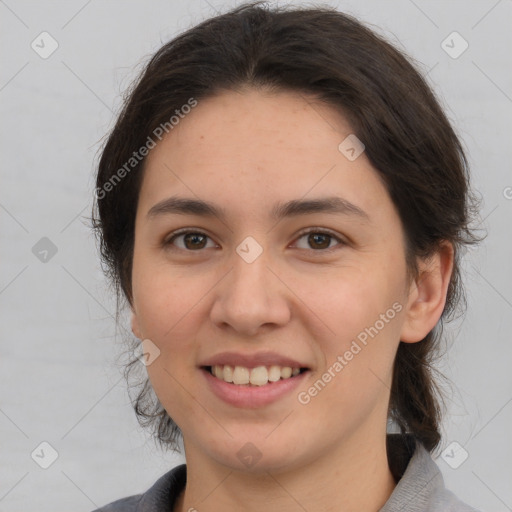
[{"left": 91, "top": 1, "right": 481, "bottom": 454}]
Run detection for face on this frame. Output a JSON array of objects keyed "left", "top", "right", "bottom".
[{"left": 130, "top": 88, "right": 415, "bottom": 473}]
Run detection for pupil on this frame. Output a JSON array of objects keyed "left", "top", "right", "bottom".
[
  {"left": 185, "top": 233, "right": 206, "bottom": 249},
  {"left": 310, "top": 233, "right": 329, "bottom": 249}
]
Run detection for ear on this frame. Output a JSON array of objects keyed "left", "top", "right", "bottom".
[
  {"left": 400, "top": 241, "right": 454, "bottom": 343},
  {"left": 131, "top": 309, "right": 143, "bottom": 340}
]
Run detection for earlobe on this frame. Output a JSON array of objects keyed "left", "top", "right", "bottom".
[
  {"left": 400, "top": 241, "right": 454, "bottom": 343},
  {"left": 131, "top": 310, "right": 142, "bottom": 339}
]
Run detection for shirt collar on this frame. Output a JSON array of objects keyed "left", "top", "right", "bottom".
[{"left": 137, "top": 433, "right": 445, "bottom": 512}]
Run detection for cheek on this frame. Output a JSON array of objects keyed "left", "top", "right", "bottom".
[
  {"left": 306, "top": 264, "right": 402, "bottom": 339},
  {"left": 297, "top": 297, "right": 403, "bottom": 438},
  {"left": 132, "top": 258, "right": 200, "bottom": 340},
  {"left": 308, "top": 265, "right": 405, "bottom": 390},
  {"left": 145, "top": 359, "right": 204, "bottom": 434}
]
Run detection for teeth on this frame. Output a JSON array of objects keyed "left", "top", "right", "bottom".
[
  {"left": 223, "top": 365, "right": 233, "bottom": 383},
  {"left": 210, "top": 364, "right": 303, "bottom": 386},
  {"left": 249, "top": 366, "right": 268, "bottom": 386},
  {"left": 281, "top": 367, "right": 292, "bottom": 379},
  {"left": 214, "top": 365, "right": 224, "bottom": 379},
  {"left": 268, "top": 365, "right": 281, "bottom": 382},
  {"left": 232, "top": 366, "right": 250, "bottom": 385}
]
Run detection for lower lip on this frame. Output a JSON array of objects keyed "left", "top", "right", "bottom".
[{"left": 201, "top": 368, "right": 309, "bottom": 408}]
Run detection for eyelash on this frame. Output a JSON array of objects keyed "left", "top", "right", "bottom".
[{"left": 162, "top": 227, "right": 346, "bottom": 254}]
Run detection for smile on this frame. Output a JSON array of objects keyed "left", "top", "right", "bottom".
[
  {"left": 207, "top": 364, "right": 306, "bottom": 386},
  {"left": 201, "top": 365, "right": 310, "bottom": 408}
]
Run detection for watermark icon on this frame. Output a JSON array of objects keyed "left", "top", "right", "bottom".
[
  {"left": 95, "top": 98, "right": 198, "bottom": 200},
  {"left": 31, "top": 441, "right": 59, "bottom": 469},
  {"left": 441, "top": 441, "right": 469, "bottom": 469},
  {"left": 136, "top": 338, "right": 161, "bottom": 366},
  {"left": 236, "top": 442, "right": 262, "bottom": 468},
  {"left": 441, "top": 31, "right": 469, "bottom": 59},
  {"left": 297, "top": 301, "right": 402, "bottom": 404},
  {"left": 503, "top": 186, "right": 512, "bottom": 200},
  {"left": 32, "top": 237, "right": 58, "bottom": 263},
  {"left": 236, "top": 236, "right": 263, "bottom": 263},
  {"left": 338, "top": 134, "right": 365, "bottom": 161},
  {"left": 31, "top": 31, "right": 59, "bottom": 59}
]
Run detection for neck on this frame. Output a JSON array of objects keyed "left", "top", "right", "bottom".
[{"left": 174, "top": 429, "right": 397, "bottom": 512}]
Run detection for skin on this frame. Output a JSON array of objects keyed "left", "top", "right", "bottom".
[{"left": 130, "top": 88, "right": 454, "bottom": 512}]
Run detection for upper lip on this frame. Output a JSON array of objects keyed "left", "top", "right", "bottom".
[{"left": 200, "top": 351, "right": 309, "bottom": 369}]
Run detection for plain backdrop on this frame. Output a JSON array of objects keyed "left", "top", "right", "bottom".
[{"left": 1, "top": 1, "right": 511, "bottom": 511}]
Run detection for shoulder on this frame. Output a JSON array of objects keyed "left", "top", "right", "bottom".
[
  {"left": 91, "top": 494, "right": 142, "bottom": 511},
  {"left": 90, "top": 463, "right": 187, "bottom": 512},
  {"left": 429, "top": 487, "right": 482, "bottom": 512},
  {"left": 381, "top": 434, "right": 481, "bottom": 512}
]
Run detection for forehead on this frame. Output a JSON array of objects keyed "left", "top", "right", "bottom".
[
  {"left": 138, "top": 88, "right": 394, "bottom": 224},
  {"left": 160, "top": 88, "right": 353, "bottom": 154}
]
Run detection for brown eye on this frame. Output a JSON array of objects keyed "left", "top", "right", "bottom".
[
  {"left": 294, "top": 229, "right": 344, "bottom": 252},
  {"left": 307, "top": 233, "right": 331, "bottom": 250},
  {"left": 183, "top": 233, "right": 208, "bottom": 250},
  {"left": 165, "top": 231, "right": 215, "bottom": 251}
]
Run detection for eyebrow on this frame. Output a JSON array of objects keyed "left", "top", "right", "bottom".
[{"left": 146, "top": 195, "right": 370, "bottom": 222}]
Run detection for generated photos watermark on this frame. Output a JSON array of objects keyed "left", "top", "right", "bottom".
[
  {"left": 95, "top": 97, "right": 198, "bottom": 200},
  {"left": 297, "top": 301, "right": 403, "bottom": 404}
]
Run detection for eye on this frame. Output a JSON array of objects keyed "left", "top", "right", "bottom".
[
  {"left": 163, "top": 229, "right": 217, "bottom": 251},
  {"left": 163, "top": 227, "right": 345, "bottom": 252},
  {"left": 293, "top": 228, "right": 345, "bottom": 252}
]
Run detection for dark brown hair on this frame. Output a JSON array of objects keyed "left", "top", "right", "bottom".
[{"left": 91, "top": 1, "right": 481, "bottom": 454}]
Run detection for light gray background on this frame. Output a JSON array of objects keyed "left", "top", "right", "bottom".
[{"left": 1, "top": 0, "right": 511, "bottom": 511}]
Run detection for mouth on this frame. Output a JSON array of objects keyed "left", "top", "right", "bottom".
[
  {"left": 200, "top": 364, "right": 310, "bottom": 408},
  {"left": 202, "top": 364, "right": 310, "bottom": 386},
  {"left": 199, "top": 351, "right": 312, "bottom": 407}
]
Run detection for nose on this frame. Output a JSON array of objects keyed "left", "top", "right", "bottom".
[{"left": 209, "top": 246, "right": 292, "bottom": 337}]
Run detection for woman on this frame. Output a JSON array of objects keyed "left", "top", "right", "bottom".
[{"left": 91, "top": 2, "right": 482, "bottom": 510}]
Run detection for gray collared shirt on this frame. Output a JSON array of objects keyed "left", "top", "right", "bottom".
[
  {"left": 92, "top": 435, "right": 480, "bottom": 511},
  {"left": 379, "top": 439, "right": 479, "bottom": 511}
]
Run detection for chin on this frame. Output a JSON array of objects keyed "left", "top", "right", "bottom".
[{"left": 199, "top": 433, "right": 310, "bottom": 475}]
